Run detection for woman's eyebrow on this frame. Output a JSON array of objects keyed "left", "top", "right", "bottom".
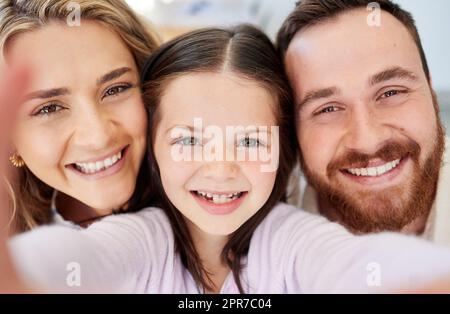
[
  {"left": 25, "top": 87, "right": 70, "bottom": 100},
  {"left": 97, "top": 67, "right": 132, "bottom": 85},
  {"left": 24, "top": 67, "right": 133, "bottom": 101}
]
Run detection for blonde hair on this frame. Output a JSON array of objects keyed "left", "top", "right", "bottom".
[{"left": 0, "top": 0, "right": 160, "bottom": 232}]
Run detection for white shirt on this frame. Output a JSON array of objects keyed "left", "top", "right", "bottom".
[{"left": 9, "top": 203, "right": 450, "bottom": 293}]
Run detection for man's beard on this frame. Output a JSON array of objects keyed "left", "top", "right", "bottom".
[{"left": 300, "top": 95, "right": 445, "bottom": 233}]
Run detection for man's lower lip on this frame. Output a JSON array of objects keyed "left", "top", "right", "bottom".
[
  {"left": 191, "top": 191, "right": 247, "bottom": 215},
  {"left": 339, "top": 157, "right": 408, "bottom": 186},
  {"left": 67, "top": 146, "right": 129, "bottom": 181}
]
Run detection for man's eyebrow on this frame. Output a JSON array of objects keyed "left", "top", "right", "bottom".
[
  {"left": 298, "top": 87, "right": 340, "bottom": 110},
  {"left": 97, "top": 67, "right": 132, "bottom": 85},
  {"left": 369, "top": 67, "right": 418, "bottom": 87},
  {"left": 25, "top": 88, "right": 70, "bottom": 100}
]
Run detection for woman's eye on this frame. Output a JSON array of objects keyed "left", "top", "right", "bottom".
[
  {"left": 176, "top": 137, "right": 201, "bottom": 146},
  {"left": 238, "top": 138, "right": 261, "bottom": 148},
  {"left": 103, "top": 84, "right": 132, "bottom": 99},
  {"left": 33, "top": 104, "right": 64, "bottom": 116}
]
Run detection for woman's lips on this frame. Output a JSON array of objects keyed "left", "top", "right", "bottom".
[
  {"left": 191, "top": 190, "right": 248, "bottom": 215},
  {"left": 67, "top": 146, "right": 129, "bottom": 181}
]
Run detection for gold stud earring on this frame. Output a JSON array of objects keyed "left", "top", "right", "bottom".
[{"left": 9, "top": 153, "right": 25, "bottom": 168}]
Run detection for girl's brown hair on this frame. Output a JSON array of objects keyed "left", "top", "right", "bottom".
[
  {"left": 141, "top": 25, "right": 298, "bottom": 293},
  {"left": 0, "top": 0, "right": 160, "bottom": 232}
]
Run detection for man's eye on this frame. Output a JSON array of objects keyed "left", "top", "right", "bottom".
[
  {"left": 33, "top": 104, "right": 64, "bottom": 116},
  {"left": 380, "top": 90, "right": 402, "bottom": 99},
  {"left": 315, "top": 106, "right": 339, "bottom": 115},
  {"left": 238, "top": 138, "right": 261, "bottom": 148},
  {"left": 176, "top": 137, "right": 201, "bottom": 146},
  {"left": 103, "top": 84, "right": 132, "bottom": 99}
]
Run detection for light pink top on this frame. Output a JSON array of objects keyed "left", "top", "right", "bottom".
[{"left": 9, "top": 203, "right": 450, "bottom": 293}]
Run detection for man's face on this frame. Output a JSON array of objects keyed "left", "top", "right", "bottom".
[{"left": 285, "top": 8, "right": 445, "bottom": 233}]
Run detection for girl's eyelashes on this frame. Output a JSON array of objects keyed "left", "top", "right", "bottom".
[
  {"left": 173, "top": 136, "right": 202, "bottom": 146},
  {"left": 171, "top": 136, "right": 267, "bottom": 148},
  {"left": 237, "top": 137, "right": 265, "bottom": 148},
  {"left": 101, "top": 83, "right": 134, "bottom": 100},
  {"left": 32, "top": 102, "right": 66, "bottom": 117}
]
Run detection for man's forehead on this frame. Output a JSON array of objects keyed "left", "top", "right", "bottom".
[{"left": 284, "top": 9, "right": 423, "bottom": 90}]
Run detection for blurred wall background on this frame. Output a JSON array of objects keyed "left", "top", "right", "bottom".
[{"left": 126, "top": 0, "right": 450, "bottom": 130}]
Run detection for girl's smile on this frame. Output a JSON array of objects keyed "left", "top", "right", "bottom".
[{"left": 190, "top": 190, "right": 249, "bottom": 215}]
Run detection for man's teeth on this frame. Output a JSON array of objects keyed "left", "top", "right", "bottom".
[
  {"left": 346, "top": 159, "right": 401, "bottom": 177},
  {"left": 195, "top": 191, "right": 243, "bottom": 204},
  {"left": 74, "top": 151, "right": 122, "bottom": 174}
]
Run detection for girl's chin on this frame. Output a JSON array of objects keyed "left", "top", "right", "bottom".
[{"left": 195, "top": 221, "right": 242, "bottom": 237}]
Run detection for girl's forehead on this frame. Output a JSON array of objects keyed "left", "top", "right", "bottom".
[{"left": 158, "top": 72, "right": 278, "bottom": 125}]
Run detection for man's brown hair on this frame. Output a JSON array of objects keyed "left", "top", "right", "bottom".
[{"left": 276, "top": 0, "right": 430, "bottom": 80}]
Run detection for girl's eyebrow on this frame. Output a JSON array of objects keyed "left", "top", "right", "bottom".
[
  {"left": 165, "top": 125, "right": 196, "bottom": 135},
  {"left": 166, "top": 125, "right": 273, "bottom": 135}
]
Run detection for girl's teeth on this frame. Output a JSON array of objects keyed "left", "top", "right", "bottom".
[
  {"left": 346, "top": 159, "right": 401, "bottom": 177},
  {"left": 75, "top": 151, "right": 123, "bottom": 174},
  {"left": 196, "top": 191, "right": 243, "bottom": 204}
]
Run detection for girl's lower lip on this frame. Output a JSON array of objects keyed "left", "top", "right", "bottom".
[
  {"left": 191, "top": 191, "right": 248, "bottom": 215},
  {"left": 68, "top": 146, "right": 129, "bottom": 181}
]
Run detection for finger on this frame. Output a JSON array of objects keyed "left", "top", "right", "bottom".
[
  {"left": 0, "top": 64, "right": 31, "bottom": 225},
  {"left": 0, "top": 65, "right": 31, "bottom": 146},
  {"left": 0, "top": 65, "right": 32, "bottom": 293}
]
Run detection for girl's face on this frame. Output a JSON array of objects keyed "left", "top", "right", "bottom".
[
  {"left": 7, "top": 21, "right": 147, "bottom": 213},
  {"left": 153, "top": 72, "right": 278, "bottom": 236}
]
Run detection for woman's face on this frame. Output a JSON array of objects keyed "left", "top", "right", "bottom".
[
  {"left": 153, "top": 72, "right": 278, "bottom": 236},
  {"left": 7, "top": 21, "right": 147, "bottom": 213}
]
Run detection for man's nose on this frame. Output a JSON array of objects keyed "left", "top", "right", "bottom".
[{"left": 342, "top": 106, "right": 393, "bottom": 155}]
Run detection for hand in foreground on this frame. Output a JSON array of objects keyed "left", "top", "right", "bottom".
[{"left": 0, "top": 65, "right": 32, "bottom": 293}]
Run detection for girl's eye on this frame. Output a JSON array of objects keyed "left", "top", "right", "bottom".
[
  {"left": 102, "top": 84, "right": 133, "bottom": 99},
  {"left": 238, "top": 137, "right": 261, "bottom": 148},
  {"left": 176, "top": 137, "right": 201, "bottom": 146},
  {"left": 33, "top": 103, "right": 64, "bottom": 117},
  {"left": 315, "top": 105, "right": 340, "bottom": 116}
]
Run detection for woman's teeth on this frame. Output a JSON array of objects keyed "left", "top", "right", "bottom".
[
  {"left": 346, "top": 159, "right": 401, "bottom": 177},
  {"left": 195, "top": 191, "right": 243, "bottom": 204},
  {"left": 74, "top": 151, "right": 123, "bottom": 174}
]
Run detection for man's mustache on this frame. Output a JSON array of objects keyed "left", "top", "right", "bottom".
[{"left": 326, "top": 140, "right": 421, "bottom": 177}]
